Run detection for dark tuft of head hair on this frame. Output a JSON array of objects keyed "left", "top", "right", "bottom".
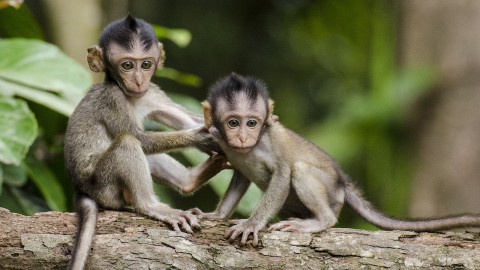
[
  {"left": 99, "top": 14, "right": 157, "bottom": 53},
  {"left": 207, "top": 73, "right": 269, "bottom": 114}
]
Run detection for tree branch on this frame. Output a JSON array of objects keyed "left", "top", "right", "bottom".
[{"left": 1, "top": 207, "right": 479, "bottom": 269}]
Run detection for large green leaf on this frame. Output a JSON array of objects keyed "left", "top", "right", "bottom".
[
  {"left": 0, "top": 39, "right": 91, "bottom": 99},
  {"left": 0, "top": 79, "right": 76, "bottom": 116},
  {"left": 24, "top": 157, "right": 66, "bottom": 212},
  {"left": 0, "top": 97, "right": 37, "bottom": 165}
]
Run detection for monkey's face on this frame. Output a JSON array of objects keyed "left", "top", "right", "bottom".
[
  {"left": 108, "top": 41, "right": 161, "bottom": 98},
  {"left": 215, "top": 93, "right": 267, "bottom": 153}
]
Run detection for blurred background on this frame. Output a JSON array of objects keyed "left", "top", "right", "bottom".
[{"left": 1, "top": 0, "right": 480, "bottom": 230}]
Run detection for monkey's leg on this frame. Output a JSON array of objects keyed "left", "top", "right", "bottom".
[
  {"left": 190, "top": 171, "right": 251, "bottom": 220},
  {"left": 269, "top": 162, "right": 341, "bottom": 233},
  {"left": 94, "top": 133, "right": 200, "bottom": 233},
  {"left": 147, "top": 153, "right": 226, "bottom": 194}
]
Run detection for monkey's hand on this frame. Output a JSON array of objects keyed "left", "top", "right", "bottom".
[
  {"left": 189, "top": 208, "right": 227, "bottom": 221},
  {"left": 193, "top": 127, "right": 222, "bottom": 155},
  {"left": 225, "top": 219, "right": 265, "bottom": 246}
]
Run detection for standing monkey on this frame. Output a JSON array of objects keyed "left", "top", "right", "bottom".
[
  {"left": 65, "top": 15, "right": 225, "bottom": 270},
  {"left": 194, "top": 73, "right": 480, "bottom": 246}
]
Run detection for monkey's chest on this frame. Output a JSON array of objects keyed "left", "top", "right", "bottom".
[{"left": 228, "top": 153, "right": 272, "bottom": 191}]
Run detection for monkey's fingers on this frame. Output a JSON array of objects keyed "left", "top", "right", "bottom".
[
  {"left": 240, "top": 229, "right": 252, "bottom": 245},
  {"left": 181, "top": 222, "right": 194, "bottom": 234},
  {"left": 169, "top": 220, "right": 181, "bottom": 232},
  {"left": 183, "top": 211, "right": 201, "bottom": 231},
  {"left": 226, "top": 226, "right": 242, "bottom": 242},
  {"left": 252, "top": 231, "right": 259, "bottom": 247},
  {"left": 223, "top": 162, "right": 233, "bottom": 170}
]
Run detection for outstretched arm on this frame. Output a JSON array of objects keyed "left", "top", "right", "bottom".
[{"left": 148, "top": 91, "right": 204, "bottom": 130}]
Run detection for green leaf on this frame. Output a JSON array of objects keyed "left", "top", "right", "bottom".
[
  {"left": 0, "top": 39, "right": 91, "bottom": 97},
  {"left": 0, "top": 186, "right": 35, "bottom": 215},
  {"left": 156, "top": 67, "right": 203, "bottom": 87},
  {"left": 2, "top": 164, "right": 27, "bottom": 186},
  {"left": 153, "top": 25, "right": 192, "bottom": 48},
  {"left": 0, "top": 5, "right": 44, "bottom": 39},
  {"left": 0, "top": 79, "right": 76, "bottom": 116},
  {"left": 24, "top": 157, "right": 66, "bottom": 212},
  {"left": 0, "top": 97, "right": 37, "bottom": 165},
  {"left": 5, "top": 186, "right": 36, "bottom": 215}
]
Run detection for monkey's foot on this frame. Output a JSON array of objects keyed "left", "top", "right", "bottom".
[
  {"left": 225, "top": 219, "right": 265, "bottom": 246},
  {"left": 145, "top": 208, "right": 201, "bottom": 234},
  {"left": 268, "top": 218, "right": 330, "bottom": 233}
]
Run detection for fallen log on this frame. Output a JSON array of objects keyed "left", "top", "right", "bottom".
[{"left": 1, "top": 207, "right": 479, "bottom": 269}]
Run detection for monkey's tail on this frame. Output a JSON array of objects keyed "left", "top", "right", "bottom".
[
  {"left": 341, "top": 171, "right": 480, "bottom": 231},
  {"left": 68, "top": 193, "right": 98, "bottom": 270}
]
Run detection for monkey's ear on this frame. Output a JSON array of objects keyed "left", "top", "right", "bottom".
[
  {"left": 202, "top": 101, "right": 213, "bottom": 128},
  {"left": 266, "top": 99, "right": 275, "bottom": 125},
  {"left": 157, "top": 42, "right": 166, "bottom": 70},
  {"left": 87, "top": 45, "right": 105, "bottom": 72}
]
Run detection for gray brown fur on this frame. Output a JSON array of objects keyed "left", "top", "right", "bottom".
[
  {"left": 197, "top": 73, "right": 480, "bottom": 246},
  {"left": 65, "top": 15, "right": 225, "bottom": 270}
]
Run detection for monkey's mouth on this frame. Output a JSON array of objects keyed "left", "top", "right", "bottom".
[
  {"left": 230, "top": 145, "right": 253, "bottom": 153},
  {"left": 126, "top": 89, "right": 148, "bottom": 98}
]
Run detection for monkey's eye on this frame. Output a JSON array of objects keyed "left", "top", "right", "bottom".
[
  {"left": 121, "top": 61, "right": 135, "bottom": 71},
  {"left": 141, "top": 60, "right": 153, "bottom": 70},
  {"left": 247, "top": 119, "right": 258, "bottom": 128},
  {"left": 227, "top": 119, "right": 240, "bottom": 128}
]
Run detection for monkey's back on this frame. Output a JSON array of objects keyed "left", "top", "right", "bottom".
[
  {"left": 64, "top": 83, "right": 119, "bottom": 187},
  {"left": 270, "top": 123, "right": 339, "bottom": 174}
]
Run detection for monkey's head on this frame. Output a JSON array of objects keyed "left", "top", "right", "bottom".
[
  {"left": 87, "top": 15, "right": 165, "bottom": 98},
  {"left": 203, "top": 73, "right": 275, "bottom": 153}
]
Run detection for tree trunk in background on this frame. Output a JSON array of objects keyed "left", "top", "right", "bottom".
[
  {"left": 399, "top": 1, "right": 480, "bottom": 217},
  {"left": 40, "top": 0, "right": 102, "bottom": 70}
]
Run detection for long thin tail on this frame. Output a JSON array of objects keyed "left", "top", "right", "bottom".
[
  {"left": 340, "top": 171, "right": 480, "bottom": 231},
  {"left": 68, "top": 193, "right": 98, "bottom": 270}
]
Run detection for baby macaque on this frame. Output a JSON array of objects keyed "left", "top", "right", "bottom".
[{"left": 194, "top": 73, "right": 480, "bottom": 246}]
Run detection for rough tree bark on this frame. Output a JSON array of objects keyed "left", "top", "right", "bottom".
[{"left": 1, "top": 208, "right": 480, "bottom": 269}]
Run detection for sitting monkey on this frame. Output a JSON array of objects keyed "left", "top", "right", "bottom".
[
  {"left": 193, "top": 72, "right": 480, "bottom": 246},
  {"left": 65, "top": 15, "right": 225, "bottom": 269}
]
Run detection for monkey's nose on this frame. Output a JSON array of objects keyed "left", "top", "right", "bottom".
[{"left": 135, "top": 73, "right": 143, "bottom": 87}]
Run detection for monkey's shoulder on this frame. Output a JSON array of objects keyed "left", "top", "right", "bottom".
[{"left": 267, "top": 122, "right": 337, "bottom": 165}]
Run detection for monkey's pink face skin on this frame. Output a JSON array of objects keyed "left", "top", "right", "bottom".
[
  {"left": 217, "top": 93, "right": 267, "bottom": 153},
  {"left": 109, "top": 41, "right": 161, "bottom": 98}
]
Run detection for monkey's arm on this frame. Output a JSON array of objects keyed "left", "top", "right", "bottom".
[
  {"left": 148, "top": 153, "right": 228, "bottom": 194},
  {"left": 226, "top": 165, "right": 291, "bottom": 246},
  {"left": 192, "top": 170, "right": 250, "bottom": 220},
  {"left": 148, "top": 94, "right": 204, "bottom": 130},
  {"left": 139, "top": 127, "right": 219, "bottom": 155}
]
